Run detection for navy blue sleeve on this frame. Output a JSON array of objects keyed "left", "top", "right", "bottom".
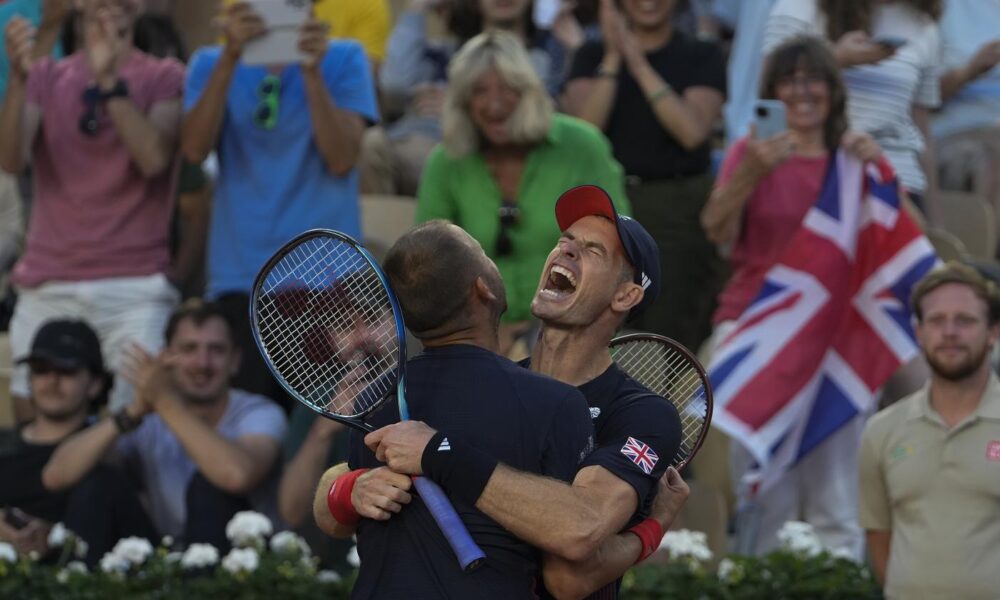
[
  {"left": 580, "top": 396, "right": 681, "bottom": 511},
  {"left": 541, "top": 389, "right": 595, "bottom": 483}
]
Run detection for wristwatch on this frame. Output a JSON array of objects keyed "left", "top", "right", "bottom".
[
  {"left": 112, "top": 408, "right": 143, "bottom": 434},
  {"left": 100, "top": 79, "right": 129, "bottom": 102}
]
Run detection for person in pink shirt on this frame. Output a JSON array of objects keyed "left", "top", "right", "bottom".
[
  {"left": 700, "top": 35, "right": 883, "bottom": 558},
  {"left": 0, "top": 0, "right": 183, "bottom": 418}
]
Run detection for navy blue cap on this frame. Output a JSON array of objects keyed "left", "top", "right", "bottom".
[
  {"left": 16, "top": 319, "right": 105, "bottom": 374},
  {"left": 554, "top": 185, "right": 661, "bottom": 322}
]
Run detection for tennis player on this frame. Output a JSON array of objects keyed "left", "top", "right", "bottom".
[
  {"left": 367, "top": 185, "right": 688, "bottom": 599},
  {"left": 316, "top": 221, "right": 595, "bottom": 598}
]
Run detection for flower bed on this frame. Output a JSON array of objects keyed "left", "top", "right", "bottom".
[{"left": 0, "top": 516, "right": 881, "bottom": 599}]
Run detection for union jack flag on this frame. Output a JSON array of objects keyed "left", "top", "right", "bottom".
[
  {"left": 621, "top": 436, "right": 659, "bottom": 475},
  {"left": 708, "top": 151, "right": 938, "bottom": 494}
]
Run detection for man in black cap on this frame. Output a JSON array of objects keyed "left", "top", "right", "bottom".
[
  {"left": 0, "top": 319, "right": 153, "bottom": 563},
  {"left": 361, "top": 185, "right": 690, "bottom": 598}
]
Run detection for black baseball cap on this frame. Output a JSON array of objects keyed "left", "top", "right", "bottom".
[
  {"left": 554, "top": 185, "right": 661, "bottom": 321},
  {"left": 16, "top": 319, "right": 105, "bottom": 374}
]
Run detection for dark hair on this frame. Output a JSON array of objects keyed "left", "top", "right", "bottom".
[
  {"left": 448, "top": 0, "right": 538, "bottom": 44},
  {"left": 133, "top": 14, "right": 187, "bottom": 61},
  {"left": 819, "top": 0, "right": 942, "bottom": 41},
  {"left": 911, "top": 262, "right": 1000, "bottom": 325},
  {"left": 760, "top": 35, "right": 848, "bottom": 151},
  {"left": 164, "top": 299, "right": 238, "bottom": 345},
  {"left": 383, "top": 221, "right": 483, "bottom": 336}
]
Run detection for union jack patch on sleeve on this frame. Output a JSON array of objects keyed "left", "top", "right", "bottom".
[{"left": 620, "top": 436, "right": 658, "bottom": 475}]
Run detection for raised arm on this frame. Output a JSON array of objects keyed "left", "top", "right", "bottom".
[
  {"left": 941, "top": 40, "right": 1000, "bottom": 101},
  {"left": 542, "top": 468, "right": 689, "bottom": 600},
  {"left": 299, "top": 21, "right": 368, "bottom": 177},
  {"left": 0, "top": 18, "right": 42, "bottom": 174},
  {"left": 180, "top": 2, "right": 264, "bottom": 163}
]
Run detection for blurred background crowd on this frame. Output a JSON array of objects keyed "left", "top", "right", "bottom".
[{"left": 0, "top": 0, "right": 999, "bottom": 587}]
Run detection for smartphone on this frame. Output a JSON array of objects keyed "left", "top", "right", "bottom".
[
  {"left": 242, "top": 0, "right": 311, "bottom": 66},
  {"left": 753, "top": 100, "right": 787, "bottom": 139},
  {"left": 3, "top": 507, "right": 31, "bottom": 530},
  {"left": 872, "top": 35, "right": 907, "bottom": 50},
  {"left": 533, "top": 0, "right": 560, "bottom": 29}
]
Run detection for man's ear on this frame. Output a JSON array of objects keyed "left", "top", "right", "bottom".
[
  {"left": 611, "top": 282, "right": 644, "bottom": 316},
  {"left": 474, "top": 276, "right": 498, "bottom": 304}
]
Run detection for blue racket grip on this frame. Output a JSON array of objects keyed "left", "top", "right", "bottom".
[{"left": 412, "top": 476, "right": 486, "bottom": 571}]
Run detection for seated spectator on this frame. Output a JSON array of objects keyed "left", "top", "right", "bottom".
[
  {"left": 0, "top": 0, "right": 184, "bottom": 417},
  {"left": 41, "top": 300, "right": 288, "bottom": 551},
  {"left": 363, "top": 0, "right": 586, "bottom": 196},
  {"left": 764, "top": 0, "right": 943, "bottom": 207},
  {"left": 180, "top": 1, "right": 378, "bottom": 409},
  {"left": 416, "top": 30, "right": 627, "bottom": 356},
  {"left": 701, "top": 36, "right": 884, "bottom": 558},
  {"left": 932, "top": 0, "right": 1000, "bottom": 140},
  {"left": 563, "top": 0, "right": 727, "bottom": 353},
  {"left": 0, "top": 319, "right": 155, "bottom": 564}
]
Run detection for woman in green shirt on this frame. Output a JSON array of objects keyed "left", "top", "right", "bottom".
[{"left": 416, "top": 31, "right": 629, "bottom": 355}]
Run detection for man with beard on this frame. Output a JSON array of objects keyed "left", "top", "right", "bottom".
[
  {"left": 42, "top": 300, "right": 287, "bottom": 550},
  {"left": 859, "top": 262, "right": 1000, "bottom": 600},
  {"left": 0, "top": 319, "right": 154, "bottom": 563},
  {"left": 362, "top": 186, "right": 688, "bottom": 599}
]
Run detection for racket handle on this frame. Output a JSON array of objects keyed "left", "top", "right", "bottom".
[{"left": 412, "top": 476, "right": 486, "bottom": 572}]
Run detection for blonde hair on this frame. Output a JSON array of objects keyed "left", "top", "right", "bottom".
[{"left": 442, "top": 31, "right": 554, "bottom": 158}]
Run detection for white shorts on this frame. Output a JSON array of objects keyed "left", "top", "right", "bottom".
[{"left": 10, "top": 273, "right": 180, "bottom": 411}]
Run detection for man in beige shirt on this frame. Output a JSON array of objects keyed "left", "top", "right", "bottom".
[{"left": 859, "top": 262, "right": 1000, "bottom": 600}]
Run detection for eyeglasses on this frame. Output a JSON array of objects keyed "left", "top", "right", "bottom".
[
  {"left": 496, "top": 201, "right": 520, "bottom": 258},
  {"left": 79, "top": 86, "right": 102, "bottom": 137},
  {"left": 254, "top": 75, "right": 281, "bottom": 130},
  {"left": 29, "top": 362, "right": 85, "bottom": 377}
]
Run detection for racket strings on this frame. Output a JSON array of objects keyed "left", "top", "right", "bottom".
[
  {"left": 255, "top": 237, "right": 401, "bottom": 417},
  {"left": 611, "top": 341, "right": 709, "bottom": 467}
]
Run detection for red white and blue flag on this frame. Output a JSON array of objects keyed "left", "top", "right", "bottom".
[
  {"left": 621, "top": 436, "right": 659, "bottom": 475},
  {"left": 708, "top": 151, "right": 938, "bottom": 494}
]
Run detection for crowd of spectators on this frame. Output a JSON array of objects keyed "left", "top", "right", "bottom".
[{"left": 1, "top": 0, "right": 999, "bottom": 592}]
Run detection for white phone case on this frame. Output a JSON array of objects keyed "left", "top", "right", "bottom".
[{"left": 242, "top": 0, "right": 311, "bottom": 66}]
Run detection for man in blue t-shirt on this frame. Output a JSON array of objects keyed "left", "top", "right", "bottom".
[
  {"left": 367, "top": 186, "right": 688, "bottom": 599},
  {"left": 315, "top": 221, "right": 594, "bottom": 599},
  {"left": 180, "top": 1, "right": 378, "bottom": 407}
]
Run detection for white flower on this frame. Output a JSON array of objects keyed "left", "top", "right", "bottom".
[
  {"left": 317, "top": 569, "right": 342, "bottom": 583},
  {"left": 56, "top": 561, "right": 88, "bottom": 584},
  {"left": 161, "top": 535, "right": 174, "bottom": 548},
  {"left": 111, "top": 537, "right": 154, "bottom": 565},
  {"left": 74, "top": 540, "right": 89, "bottom": 559},
  {"left": 48, "top": 523, "right": 68, "bottom": 547},
  {"left": 659, "top": 529, "right": 713, "bottom": 562},
  {"left": 0, "top": 542, "right": 17, "bottom": 563},
  {"left": 100, "top": 552, "right": 130, "bottom": 573},
  {"left": 777, "top": 521, "right": 823, "bottom": 557},
  {"left": 717, "top": 557, "right": 737, "bottom": 581},
  {"left": 181, "top": 543, "right": 220, "bottom": 569},
  {"left": 225, "top": 511, "right": 273, "bottom": 547},
  {"left": 270, "top": 531, "right": 311, "bottom": 556},
  {"left": 346, "top": 545, "right": 360, "bottom": 568},
  {"left": 222, "top": 547, "right": 260, "bottom": 574}
]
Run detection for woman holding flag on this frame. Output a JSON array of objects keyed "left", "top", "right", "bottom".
[{"left": 700, "top": 35, "right": 897, "bottom": 559}]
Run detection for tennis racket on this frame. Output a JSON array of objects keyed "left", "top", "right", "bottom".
[
  {"left": 250, "top": 229, "right": 486, "bottom": 572},
  {"left": 609, "top": 333, "right": 713, "bottom": 469}
]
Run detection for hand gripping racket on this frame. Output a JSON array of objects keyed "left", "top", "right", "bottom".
[
  {"left": 250, "top": 229, "right": 486, "bottom": 571},
  {"left": 609, "top": 333, "right": 713, "bottom": 469}
]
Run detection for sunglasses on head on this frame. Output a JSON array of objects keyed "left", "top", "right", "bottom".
[
  {"left": 254, "top": 75, "right": 281, "bottom": 130},
  {"left": 496, "top": 201, "right": 520, "bottom": 258}
]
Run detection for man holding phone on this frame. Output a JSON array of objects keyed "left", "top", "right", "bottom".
[{"left": 180, "top": 1, "right": 379, "bottom": 408}]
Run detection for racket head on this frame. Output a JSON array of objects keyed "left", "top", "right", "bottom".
[
  {"left": 250, "top": 229, "right": 407, "bottom": 425},
  {"left": 609, "top": 333, "right": 713, "bottom": 469}
]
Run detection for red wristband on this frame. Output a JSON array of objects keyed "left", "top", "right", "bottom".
[
  {"left": 327, "top": 468, "right": 369, "bottom": 525},
  {"left": 627, "top": 518, "right": 664, "bottom": 564}
]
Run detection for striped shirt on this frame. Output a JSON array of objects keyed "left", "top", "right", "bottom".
[{"left": 764, "top": 0, "right": 943, "bottom": 193}]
